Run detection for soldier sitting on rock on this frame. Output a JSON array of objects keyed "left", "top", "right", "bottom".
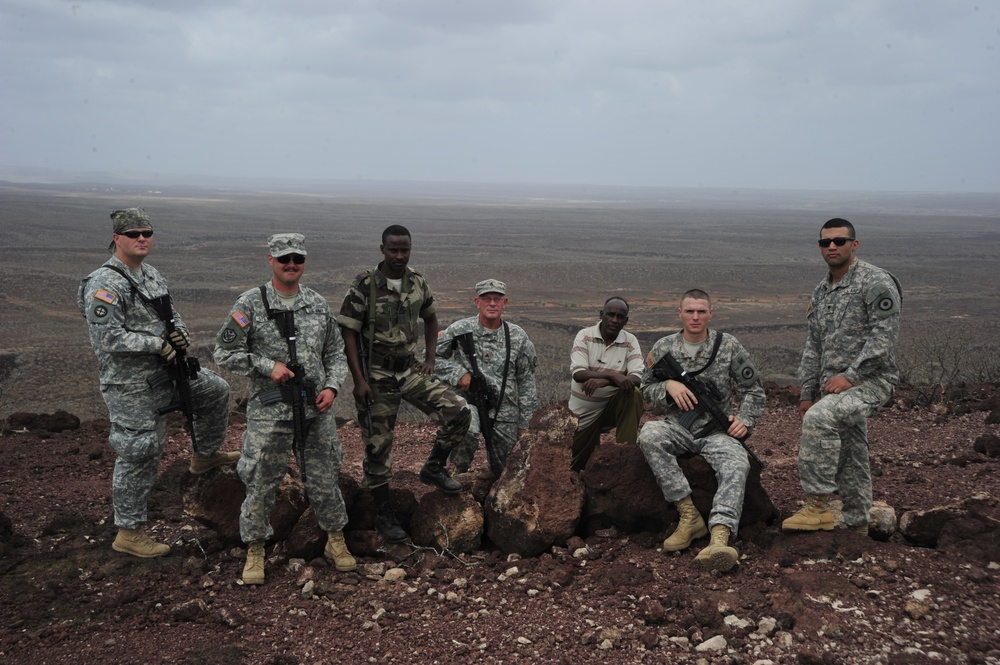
[{"left": 637, "top": 289, "right": 766, "bottom": 573}]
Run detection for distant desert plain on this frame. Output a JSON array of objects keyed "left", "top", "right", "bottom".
[{"left": 1, "top": 181, "right": 998, "bottom": 423}]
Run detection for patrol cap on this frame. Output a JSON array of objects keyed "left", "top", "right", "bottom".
[
  {"left": 109, "top": 207, "right": 152, "bottom": 251},
  {"left": 475, "top": 279, "right": 506, "bottom": 296},
  {"left": 267, "top": 233, "right": 308, "bottom": 258}
]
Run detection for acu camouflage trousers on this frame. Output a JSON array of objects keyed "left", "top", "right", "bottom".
[
  {"left": 447, "top": 408, "right": 518, "bottom": 476},
  {"left": 238, "top": 411, "right": 348, "bottom": 543},
  {"left": 358, "top": 366, "right": 470, "bottom": 489},
  {"left": 638, "top": 418, "right": 750, "bottom": 537},
  {"left": 104, "top": 368, "right": 230, "bottom": 529},
  {"left": 798, "top": 378, "right": 893, "bottom": 528}
]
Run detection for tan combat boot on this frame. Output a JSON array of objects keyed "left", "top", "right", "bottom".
[
  {"left": 850, "top": 523, "right": 869, "bottom": 537},
  {"left": 693, "top": 525, "right": 739, "bottom": 573},
  {"left": 112, "top": 528, "right": 170, "bottom": 558},
  {"left": 189, "top": 450, "right": 241, "bottom": 475},
  {"left": 782, "top": 494, "right": 836, "bottom": 532},
  {"left": 663, "top": 495, "right": 708, "bottom": 552},
  {"left": 243, "top": 542, "right": 265, "bottom": 585},
  {"left": 324, "top": 531, "right": 357, "bottom": 572}
]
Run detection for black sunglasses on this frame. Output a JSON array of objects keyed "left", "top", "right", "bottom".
[
  {"left": 275, "top": 254, "right": 305, "bottom": 265},
  {"left": 121, "top": 230, "right": 153, "bottom": 239},
  {"left": 818, "top": 237, "right": 854, "bottom": 248}
]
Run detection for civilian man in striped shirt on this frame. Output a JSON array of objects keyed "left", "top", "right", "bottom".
[{"left": 568, "top": 297, "right": 645, "bottom": 471}]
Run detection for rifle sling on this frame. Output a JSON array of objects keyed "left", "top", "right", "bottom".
[{"left": 101, "top": 263, "right": 172, "bottom": 320}]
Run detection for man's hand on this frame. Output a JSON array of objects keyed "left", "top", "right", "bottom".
[
  {"left": 270, "top": 361, "right": 295, "bottom": 384},
  {"left": 353, "top": 379, "right": 373, "bottom": 405},
  {"left": 414, "top": 359, "right": 435, "bottom": 376},
  {"left": 727, "top": 416, "right": 748, "bottom": 439},
  {"left": 665, "top": 379, "right": 698, "bottom": 411},
  {"left": 581, "top": 377, "right": 610, "bottom": 396},
  {"left": 315, "top": 388, "right": 336, "bottom": 413},
  {"left": 160, "top": 338, "right": 178, "bottom": 363},
  {"left": 799, "top": 400, "right": 813, "bottom": 420},
  {"left": 457, "top": 372, "right": 472, "bottom": 391},
  {"left": 168, "top": 329, "right": 191, "bottom": 350},
  {"left": 823, "top": 375, "right": 854, "bottom": 395}
]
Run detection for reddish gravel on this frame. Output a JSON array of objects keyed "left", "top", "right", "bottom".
[{"left": 2, "top": 387, "right": 1000, "bottom": 665}]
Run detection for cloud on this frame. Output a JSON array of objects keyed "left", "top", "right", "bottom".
[{"left": 1, "top": 0, "right": 997, "bottom": 190}]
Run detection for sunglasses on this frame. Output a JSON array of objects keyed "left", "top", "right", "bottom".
[
  {"left": 818, "top": 237, "right": 854, "bottom": 248},
  {"left": 120, "top": 230, "right": 154, "bottom": 239},
  {"left": 275, "top": 254, "right": 305, "bottom": 265}
]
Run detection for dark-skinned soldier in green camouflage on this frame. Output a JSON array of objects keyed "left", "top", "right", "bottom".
[
  {"left": 79, "top": 207, "right": 236, "bottom": 558},
  {"left": 783, "top": 219, "right": 901, "bottom": 537},
  {"left": 215, "top": 233, "right": 355, "bottom": 584},
  {"left": 339, "top": 225, "right": 471, "bottom": 543}
]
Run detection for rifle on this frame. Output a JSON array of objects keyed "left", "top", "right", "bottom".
[
  {"left": 358, "top": 339, "right": 374, "bottom": 437},
  {"left": 146, "top": 295, "right": 201, "bottom": 449},
  {"left": 650, "top": 351, "right": 765, "bottom": 470},
  {"left": 259, "top": 310, "right": 315, "bottom": 481},
  {"left": 454, "top": 332, "right": 503, "bottom": 474}
]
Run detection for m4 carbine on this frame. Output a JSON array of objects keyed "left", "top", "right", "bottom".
[{"left": 650, "top": 352, "right": 765, "bottom": 470}]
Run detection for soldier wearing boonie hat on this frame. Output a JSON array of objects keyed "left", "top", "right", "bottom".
[
  {"left": 435, "top": 277, "right": 539, "bottom": 476},
  {"left": 78, "top": 207, "right": 237, "bottom": 559}
]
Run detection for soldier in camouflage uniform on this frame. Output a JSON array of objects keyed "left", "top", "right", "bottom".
[
  {"left": 78, "top": 207, "right": 236, "bottom": 558},
  {"left": 638, "top": 289, "right": 765, "bottom": 573},
  {"left": 435, "top": 279, "right": 539, "bottom": 476},
  {"left": 214, "top": 233, "right": 355, "bottom": 584},
  {"left": 783, "top": 218, "right": 900, "bottom": 536},
  {"left": 339, "top": 225, "right": 471, "bottom": 543}
]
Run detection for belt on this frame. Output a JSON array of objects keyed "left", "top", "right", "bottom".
[{"left": 370, "top": 350, "right": 415, "bottom": 372}]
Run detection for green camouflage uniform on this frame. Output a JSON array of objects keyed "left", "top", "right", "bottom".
[
  {"left": 79, "top": 256, "right": 230, "bottom": 529},
  {"left": 215, "top": 281, "right": 349, "bottom": 543},
  {"left": 339, "top": 266, "right": 471, "bottom": 489},
  {"left": 798, "top": 258, "right": 901, "bottom": 528},
  {"left": 638, "top": 330, "right": 765, "bottom": 536},
  {"left": 435, "top": 316, "right": 539, "bottom": 473}
]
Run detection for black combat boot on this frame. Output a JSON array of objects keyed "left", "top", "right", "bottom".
[
  {"left": 419, "top": 442, "right": 462, "bottom": 494},
  {"left": 371, "top": 484, "right": 408, "bottom": 543}
]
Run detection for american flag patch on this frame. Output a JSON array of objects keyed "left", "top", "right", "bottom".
[
  {"left": 95, "top": 289, "right": 117, "bottom": 304},
  {"left": 232, "top": 310, "right": 250, "bottom": 328},
  {"left": 644, "top": 351, "right": 655, "bottom": 368}
]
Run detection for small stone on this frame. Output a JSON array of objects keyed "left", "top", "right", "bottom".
[
  {"left": 695, "top": 634, "right": 727, "bottom": 652},
  {"left": 383, "top": 568, "right": 407, "bottom": 582}
]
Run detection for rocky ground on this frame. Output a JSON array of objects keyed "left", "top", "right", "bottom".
[{"left": 2, "top": 386, "right": 1000, "bottom": 665}]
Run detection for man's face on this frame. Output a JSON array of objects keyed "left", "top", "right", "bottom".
[
  {"left": 113, "top": 228, "right": 154, "bottom": 263},
  {"left": 678, "top": 297, "right": 713, "bottom": 341},
  {"left": 819, "top": 226, "right": 858, "bottom": 271},
  {"left": 268, "top": 253, "right": 305, "bottom": 290},
  {"left": 475, "top": 292, "right": 508, "bottom": 326},
  {"left": 380, "top": 234, "right": 411, "bottom": 277},
  {"left": 599, "top": 300, "right": 629, "bottom": 339}
]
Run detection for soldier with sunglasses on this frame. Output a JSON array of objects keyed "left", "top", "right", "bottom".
[
  {"left": 215, "top": 233, "right": 356, "bottom": 584},
  {"left": 783, "top": 218, "right": 901, "bottom": 537},
  {"left": 78, "top": 207, "right": 236, "bottom": 558}
]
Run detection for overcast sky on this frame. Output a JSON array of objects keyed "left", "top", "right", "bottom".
[{"left": 1, "top": 1, "right": 997, "bottom": 192}]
